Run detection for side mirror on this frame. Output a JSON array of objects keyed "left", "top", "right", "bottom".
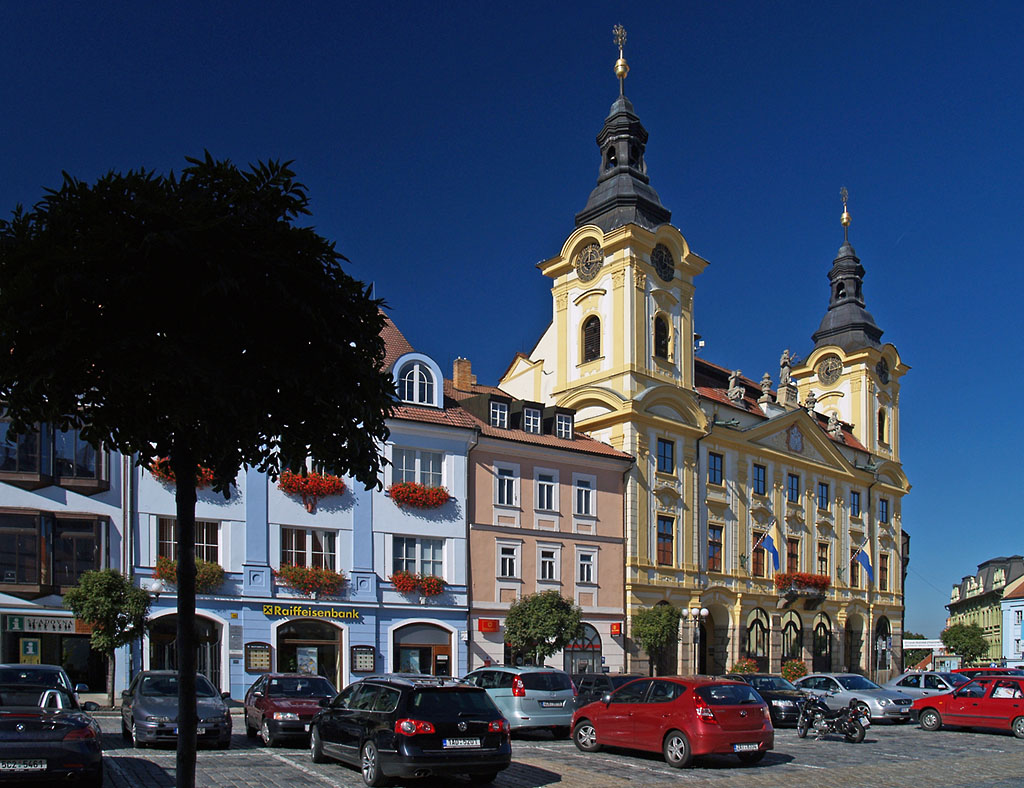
[
  {"left": 74, "top": 684, "right": 90, "bottom": 694},
  {"left": 221, "top": 692, "right": 231, "bottom": 700},
  {"left": 82, "top": 701, "right": 100, "bottom": 712},
  {"left": 601, "top": 693, "right": 612, "bottom": 705},
  {"left": 252, "top": 690, "right": 263, "bottom": 698},
  {"left": 318, "top": 697, "right": 331, "bottom": 707},
  {"left": 121, "top": 690, "right": 130, "bottom": 699}
]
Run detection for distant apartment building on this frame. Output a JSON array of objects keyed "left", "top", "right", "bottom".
[{"left": 947, "top": 555, "right": 1024, "bottom": 665}]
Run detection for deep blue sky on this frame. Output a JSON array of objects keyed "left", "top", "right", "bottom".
[{"left": 3, "top": 2, "right": 1021, "bottom": 638}]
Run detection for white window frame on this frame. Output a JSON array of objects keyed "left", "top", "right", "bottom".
[
  {"left": 555, "top": 413, "right": 574, "bottom": 439},
  {"left": 157, "top": 516, "right": 220, "bottom": 563},
  {"left": 576, "top": 547, "right": 597, "bottom": 586},
  {"left": 494, "top": 463, "right": 519, "bottom": 508},
  {"left": 534, "top": 468, "right": 558, "bottom": 513},
  {"left": 523, "top": 408, "right": 542, "bottom": 434},
  {"left": 280, "top": 525, "right": 338, "bottom": 570},
  {"left": 392, "top": 535, "right": 445, "bottom": 579},
  {"left": 573, "top": 473, "right": 597, "bottom": 517},
  {"left": 490, "top": 401, "right": 509, "bottom": 429},
  {"left": 496, "top": 540, "right": 521, "bottom": 580},
  {"left": 537, "top": 543, "right": 561, "bottom": 582},
  {"left": 392, "top": 447, "right": 444, "bottom": 487},
  {"left": 397, "top": 361, "right": 436, "bottom": 406}
]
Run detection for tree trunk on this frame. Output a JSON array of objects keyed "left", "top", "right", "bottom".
[
  {"left": 172, "top": 443, "right": 198, "bottom": 788},
  {"left": 107, "top": 652, "right": 115, "bottom": 710}
]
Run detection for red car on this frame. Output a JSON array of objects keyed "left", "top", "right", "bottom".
[
  {"left": 244, "top": 673, "right": 337, "bottom": 746},
  {"left": 914, "top": 675, "right": 1024, "bottom": 739},
  {"left": 952, "top": 667, "right": 1024, "bottom": 679},
  {"left": 571, "top": 676, "right": 773, "bottom": 768}
]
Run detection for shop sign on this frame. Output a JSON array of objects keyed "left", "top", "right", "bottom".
[
  {"left": 7, "top": 615, "right": 79, "bottom": 634},
  {"left": 478, "top": 618, "right": 500, "bottom": 633},
  {"left": 20, "top": 638, "right": 41, "bottom": 664},
  {"left": 610, "top": 622, "right": 622, "bottom": 636},
  {"left": 244, "top": 642, "right": 272, "bottom": 673},
  {"left": 262, "top": 604, "right": 361, "bottom": 621}
]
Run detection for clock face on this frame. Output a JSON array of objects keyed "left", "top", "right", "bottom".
[
  {"left": 876, "top": 358, "right": 890, "bottom": 384},
  {"left": 651, "top": 244, "right": 675, "bottom": 282},
  {"left": 575, "top": 243, "right": 604, "bottom": 283},
  {"left": 816, "top": 355, "right": 843, "bottom": 385}
]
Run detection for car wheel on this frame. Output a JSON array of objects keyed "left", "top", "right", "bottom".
[
  {"left": 309, "top": 725, "right": 328, "bottom": 764},
  {"left": 796, "top": 719, "right": 809, "bottom": 738},
  {"left": 552, "top": 726, "right": 571, "bottom": 740},
  {"left": 121, "top": 717, "right": 130, "bottom": 741},
  {"left": 662, "top": 729, "right": 692, "bottom": 768},
  {"left": 919, "top": 709, "right": 942, "bottom": 732},
  {"left": 260, "top": 719, "right": 277, "bottom": 747},
  {"left": 573, "top": 719, "right": 601, "bottom": 752},
  {"left": 130, "top": 722, "right": 145, "bottom": 749},
  {"left": 738, "top": 750, "right": 765, "bottom": 765},
  {"left": 469, "top": 772, "right": 500, "bottom": 785},
  {"left": 844, "top": 719, "right": 865, "bottom": 743},
  {"left": 361, "top": 740, "right": 388, "bottom": 787},
  {"left": 245, "top": 715, "right": 257, "bottom": 739},
  {"left": 1012, "top": 716, "right": 1024, "bottom": 740}
]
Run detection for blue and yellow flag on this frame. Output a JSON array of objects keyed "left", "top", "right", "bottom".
[{"left": 762, "top": 519, "right": 782, "bottom": 572}]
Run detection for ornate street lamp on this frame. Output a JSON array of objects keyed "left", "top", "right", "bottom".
[{"left": 682, "top": 607, "right": 710, "bottom": 674}]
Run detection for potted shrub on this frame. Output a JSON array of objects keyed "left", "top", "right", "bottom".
[
  {"left": 418, "top": 575, "right": 445, "bottom": 597},
  {"left": 278, "top": 469, "right": 347, "bottom": 513},
  {"left": 387, "top": 481, "right": 450, "bottom": 509},
  {"left": 273, "top": 564, "right": 347, "bottom": 597},
  {"left": 149, "top": 457, "right": 216, "bottom": 489},
  {"left": 729, "top": 657, "right": 759, "bottom": 674},
  {"left": 154, "top": 555, "right": 225, "bottom": 594},
  {"left": 781, "top": 659, "right": 809, "bottom": 682},
  {"left": 390, "top": 569, "right": 420, "bottom": 594}
]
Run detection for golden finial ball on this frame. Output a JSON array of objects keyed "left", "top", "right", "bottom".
[
  {"left": 615, "top": 57, "right": 630, "bottom": 80},
  {"left": 841, "top": 210, "right": 851, "bottom": 227}
]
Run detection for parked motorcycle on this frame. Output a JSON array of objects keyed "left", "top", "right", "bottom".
[{"left": 796, "top": 694, "right": 868, "bottom": 742}]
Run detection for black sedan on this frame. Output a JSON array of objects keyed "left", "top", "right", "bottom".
[
  {"left": 0, "top": 684, "right": 103, "bottom": 787},
  {"left": 722, "top": 673, "right": 806, "bottom": 726}
]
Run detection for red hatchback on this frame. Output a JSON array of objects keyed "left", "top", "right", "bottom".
[
  {"left": 914, "top": 676, "right": 1024, "bottom": 739},
  {"left": 244, "top": 673, "right": 337, "bottom": 746},
  {"left": 571, "top": 676, "right": 773, "bottom": 768}
]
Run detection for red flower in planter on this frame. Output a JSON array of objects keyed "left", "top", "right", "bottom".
[
  {"left": 390, "top": 570, "right": 420, "bottom": 594},
  {"left": 773, "top": 571, "right": 832, "bottom": 592},
  {"left": 388, "top": 482, "right": 450, "bottom": 509},
  {"left": 418, "top": 575, "right": 445, "bottom": 597},
  {"left": 730, "top": 657, "right": 759, "bottom": 674},
  {"left": 273, "top": 564, "right": 347, "bottom": 597},
  {"left": 149, "top": 457, "right": 216, "bottom": 489},
  {"left": 154, "top": 555, "right": 225, "bottom": 594},
  {"left": 278, "top": 470, "right": 347, "bottom": 513}
]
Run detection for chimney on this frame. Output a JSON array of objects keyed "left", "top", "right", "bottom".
[{"left": 453, "top": 357, "right": 476, "bottom": 391}]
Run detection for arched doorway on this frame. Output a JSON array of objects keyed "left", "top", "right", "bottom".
[
  {"left": 845, "top": 614, "right": 864, "bottom": 674},
  {"left": 781, "top": 611, "right": 803, "bottom": 662},
  {"left": 563, "top": 623, "right": 601, "bottom": 675},
  {"left": 813, "top": 612, "right": 832, "bottom": 672},
  {"left": 394, "top": 623, "right": 452, "bottom": 676},
  {"left": 745, "top": 608, "right": 769, "bottom": 672},
  {"left": 149, "top": 615, "right": 222, "bottom": 689},
  {"left": 874, "top": 617, "right": 892, "bottom": 675},
  {"left": 277, "top": 619, "right": 343, "bottom": 688}
]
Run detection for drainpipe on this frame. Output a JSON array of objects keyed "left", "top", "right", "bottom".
[{"left": 463, "top": 427, "right": 480, "bottom": 673}]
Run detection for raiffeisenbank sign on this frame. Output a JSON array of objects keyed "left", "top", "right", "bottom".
[{"left": 262, "top": 603, "right": 362, "bottom": 621}]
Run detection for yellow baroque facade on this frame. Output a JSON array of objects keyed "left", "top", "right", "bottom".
[{"left": 500, "top": 50, "right": 910, "bottom": 682}]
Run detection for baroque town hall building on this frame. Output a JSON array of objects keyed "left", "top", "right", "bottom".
[{"left": 500, "top": 43, "right": 910, "bottom": 679}]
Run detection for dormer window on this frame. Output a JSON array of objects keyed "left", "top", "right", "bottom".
[
  {"left": 398, "top": 361, "right": 435, "bottom": 406},
  {"left": 555, "top": 413, "right": 573, "bottom": 440},
  {"left": 490, "top": 401, "right": 509, "bottom": 429},
  {"left": 523, "top": 408, "right": 541, "bottom": 434}
]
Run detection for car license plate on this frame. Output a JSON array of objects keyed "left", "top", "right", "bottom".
[
  {"left": 733, "top": 743, "right": 759, "bottom": 752},
  {"left": 442, "top": 738, "right": 481, "bottom": 748},
  {"left": 0, "top": 760, "right": 46, "bottom": 771},
  {"left": 540, "top": 701, "right": 564, "bottom": 708},
  {"left": 171, "top": 727, "right": 207, "bottom": 734}
]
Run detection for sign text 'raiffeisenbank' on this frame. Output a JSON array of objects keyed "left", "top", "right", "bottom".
[{"left": 262, "top": 604, "right": 361, "bottom": 621}]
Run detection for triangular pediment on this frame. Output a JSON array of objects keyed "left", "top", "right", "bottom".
[{"left": 743, "top": 410, "right": 856, "bottom": 475}]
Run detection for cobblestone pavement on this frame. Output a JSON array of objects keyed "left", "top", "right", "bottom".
[{"left": 94, "top": 717, "right": 1024, "bottom": 788}]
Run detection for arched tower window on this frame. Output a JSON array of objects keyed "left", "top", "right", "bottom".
[
  {"left": 582, "top": 316, "right": 601, "bottom": 363},
  {"left": 877, "top": 408, "right": 887, "bottom": 443},
  {"left": 654, "top": 315, "right": 669, "bottom": 359},
  {"left": 399, "top": 361, "right": 435, "bottom": 405}
]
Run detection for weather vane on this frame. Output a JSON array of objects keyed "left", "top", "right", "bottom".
[
  {"left": 613, "top": 24, "right": 629, "bottom": 95},
  {"left": 840, "top": 186, "right": 851, "bottom": 242}
]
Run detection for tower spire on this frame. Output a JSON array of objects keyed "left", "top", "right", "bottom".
[
  {"left": 840, "top": 186, "right": 851, "bottom": 243},
  {"left": 613, "top": 24, "right": 629, "bottom": 96}
]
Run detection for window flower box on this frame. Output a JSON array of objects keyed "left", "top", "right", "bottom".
[
  {"left": 154, "top": 555, "right": 225, "bottom": 594},
  {"left": 773, "top": 571, "right": 832, "bottom": 595},
  {"left": 418, "top": 575, "right": 445, "bottom": 597},
  {"left": 390, "top": 570, "right": 420, "bottom": 594},
  {"left": 273, "top": 564, "right": 347, "bottom": 597},
  {"left": 149, "top": 457, "right": 216, "bottom": 489},
  {"left": 387, "top": 482, "right": 450, "bottom": 509},
  {"left": 278, "top": 470, "right": 347, "bottom": 513}
]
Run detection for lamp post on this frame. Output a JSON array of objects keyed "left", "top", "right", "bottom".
[{"left": 682, "top": 607, "right": 709, "bottom": 674}]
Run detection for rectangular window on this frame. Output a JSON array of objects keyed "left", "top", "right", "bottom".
[
  {"left": 879, "top": 553, "right": 890, "bottom": 591},
  {"left": 157, "top": 517, "right": 219, "bottom": 562},
  {"left": 787, "top": 538, "right": 800, "bottom": 572},
  {"left": 656, "top": 516, "right": 674, "bottom": 566},
  {"left": 523, "top": 408, "right": 541, "bottom": 434},
  {"left": 539, "top": 548, "right": 557, "bottom": 581},
  {"left": 817, "top": 482, "right": 830, "bottom": 511},
  {"left": 282, "top": 527, "right": 337, "bottom": 570},
  {"left": 536, "top": 473, "right": 555, "bottom": 511},
  {"left": 496, "top": 467, "right": 516, "bottom": 507},
  {"left": 707, "top": 525, "right": 723, "bottom": 572},
  {"left": 578, "top": 552, "right": 594, "bottom": 584},
  {"left": 394, "top": 536, "right": 443, "bottom": 577},
  {"left": 490, "top": 401, "right": 509, "bottom": 429},
  {"left": 53, "top": 518, "right": 100, "bottom": 586},
  {"left": 1016, "top": 610, "right": 1023, "bottom": 625},
  {"left": 817, "top": 542, "right": 829, "bottom": 576},
  {"left": 850, "top": 490, "right": 861, "bottom": 517},
  {"left": 787, "top": 473, "right": 800, "bottom": 503},
  {"left": 555, "top": 413, "right": 573, "bottom": 440},
  {"left": 752, "top": 532, "right": 765, "bottom": 577},
  {"left": 850, "top": 548, "right": 860, "bottom": 588},
  {"left": 393, "top": 448, "right": 443, "bottom": 487},
  {"left": 575, "top": 479, "right": 593, "bottom": 516},
  {"left": 657, "top": 439, "right": 674, "bottom": 474},
  {"left": 879, "top": 498, "right": 890, "bottom": 523},
  {"left": 0, "top": 421, "right": 41, "bottom": 474},
  {"left": 752, "top": 464, "right": 766, "bottom": 496},
  {"left": 708, "top": 452, "right": 723, "bottom": 486},
  {"left": 54, "top": 428, "right": 99, "bottom": 480},
  {"left": 499, "top": 545, "right": 518, "bottom": 578}
]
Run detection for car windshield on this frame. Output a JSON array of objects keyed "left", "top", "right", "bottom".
[
  {"left": 521, "top": 672, "right": 572, "bottom": 692},
  {"left": 610, "top": 676, "right": 640, "bottom": 689},
  {"left": 749, "top": 676, "right": 798, "bottom": 692},
  {"left": 408, "top": 688, "right": 498, "bottom": 715},
  {"left": 0, "top": 668, "right": 64, "bottom": 688},
  {"left": 837, "top": 676, "right": 882, "bottom": 691},
  {"left": 942, "top": 673, "right": 970, "bottom": 686},
  {"left": 140, "top": 675, "right": 219, "bottom": 698},
  {"left": 0, "top": 684, "right": 75, "bottom": 709},
  {"left": 695, "top": 684, "right": 763, "bottom": 705},
  {"left": 266, "top": 677, "right": 335, "bottom": 698}
]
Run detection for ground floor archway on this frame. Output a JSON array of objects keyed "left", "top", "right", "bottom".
[
  {"left": 149, "top": 614, "right": 223, "bottom": 688},
  {"left": 394, "top": 622, "right": 451, "bottom": 676},
  {"left": 276, "top": 618, "right": 344, "bottom": 688}
]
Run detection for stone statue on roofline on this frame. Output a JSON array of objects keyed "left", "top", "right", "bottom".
[
  {"left": 779, "top": 348, "right": 798, "bottom": 387},
  {"left": 804, "top": 390, "right": 817, "bottom": 414},
  {"left": 759, "top": 372, "right": 772, "bottom": 404},
  {"left": 727, "top": 369, "right": 745, "bottom": 403},
  {"left": 827, "top": 412, "right": 843, "bottom": 439}
]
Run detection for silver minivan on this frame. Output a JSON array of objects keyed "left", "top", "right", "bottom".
[{"left": 463, "top": 666, "right": 575, "bottom": 737}]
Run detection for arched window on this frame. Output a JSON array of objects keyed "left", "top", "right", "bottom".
[
  {"left": 398, "top": 361, "right": 435, "bottom": 405},
  {"left": 582, "top": 316, "right": 601, "bottom": 363},
  {"left": 563, "top": 623, "right": 602, "bottom": 674},
  {"left": 874, "top": 617, "right": 892, "bottom": 672},
  {"left": 877, "top": 408, "right": 887, "bottom": 443},
  {"left": 781, "top": 611, "right": 802, "bottom": 661},
  {"left": 745, "top": 608, "right": 769, "bottom": 670},
  {"left": 654, "top": 315, "right": 669, "bottom": 359},
  {"left": 813, "top": 612, "right": 832, "bottom": 672}
]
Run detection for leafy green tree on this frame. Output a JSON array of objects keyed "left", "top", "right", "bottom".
[
  {"left": 504, "top": 591, "right": 584, "bottom": 664},
  {"left": 0, "top": 155, "right": 394, "bottom": 788},
  {"left": 63, "top": 570, "right": 151, "bottom": 708},
  {"left": 902, "top": 630, "right": 932, "bottom": 668},
  {"left": 631, "top": 604, "right": 681, "bottom": 676},
  {"left": 941, "top": 623, "right": 989, "bottom": 665}
]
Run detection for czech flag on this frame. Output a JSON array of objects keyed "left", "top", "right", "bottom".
[{"left": 762, "top": 520, "right": 782, "bottom": 572}]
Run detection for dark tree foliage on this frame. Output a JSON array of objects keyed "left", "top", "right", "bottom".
[
  {"left": 941, "top": 623, "right": 989, "bottom": 666},
  {"left": 631, "top": 604, "right": 681, "bottom": 676},
  {"left": 0, "top": 155, "right": 394, "bottom": 788},
  {"left": 503, "top": 590, "right": 584, "bottom": 664}
]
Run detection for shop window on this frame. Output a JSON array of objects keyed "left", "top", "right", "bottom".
[
  {"left": 563, "top": 623, "right": 601, "bottom": 675},
  {"left": 394, "top": 622, "right": 452, "bottom": 676}
]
